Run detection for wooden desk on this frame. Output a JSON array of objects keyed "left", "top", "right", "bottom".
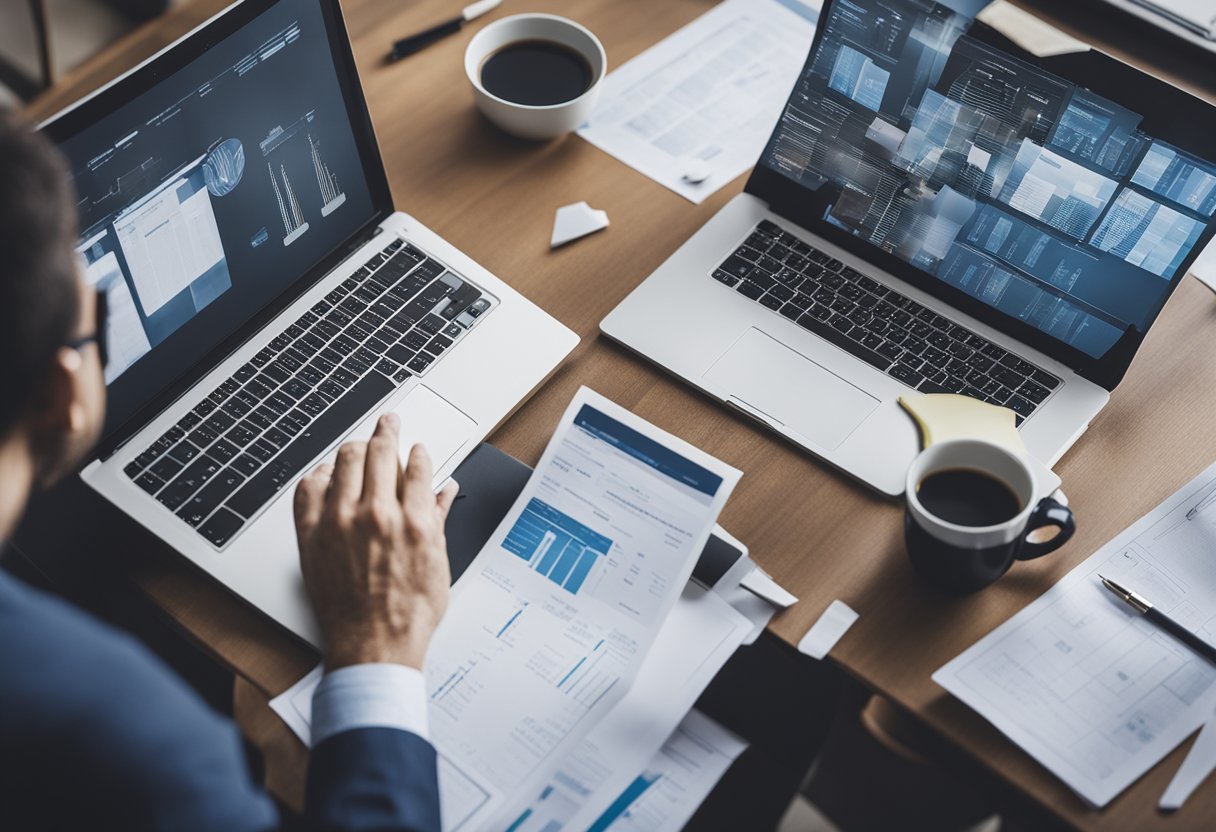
[{"left": 23, "top": 0, "right": 1216, "bottom": 828}]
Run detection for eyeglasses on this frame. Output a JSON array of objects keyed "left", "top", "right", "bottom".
[{"left": 65, "top": 288, "right": 109, "bottom": 370}]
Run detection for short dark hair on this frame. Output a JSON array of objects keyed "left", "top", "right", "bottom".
[{"left": 0, "top": 109, "right": 81, "bottom": 438}]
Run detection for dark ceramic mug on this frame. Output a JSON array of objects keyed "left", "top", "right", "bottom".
[{"left": 904, "top": 439, "right": 1075, "bottom": 594}]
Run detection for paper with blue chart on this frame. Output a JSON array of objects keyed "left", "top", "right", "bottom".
[
  {"left": 935, "top": 460, "right": 1216, "bottom": 807},
  {"left": 426, "top": 387, "right": 741, "bottom": 830},
  {"left": 502, "top": 583, "right": 753, "bottom": 832}
]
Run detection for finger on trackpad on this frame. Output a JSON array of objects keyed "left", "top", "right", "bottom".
[
  {"left": 392, "top": 388, "right": 476, "bottom": 484},
  {"left": 349, "top": 386, "right": 475, "bottom": 484}
]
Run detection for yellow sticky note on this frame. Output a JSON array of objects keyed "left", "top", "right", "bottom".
[{"left": 898, "top": 393, "right": 1024, "bottom": 453}]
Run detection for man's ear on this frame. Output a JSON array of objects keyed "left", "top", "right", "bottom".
[{"left": 26, "top": 347, "right": 86, "bottom": 447}]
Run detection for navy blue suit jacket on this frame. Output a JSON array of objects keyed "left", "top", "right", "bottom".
[{"left": 0, "top": 570, "right": 441, "bottom": 832}]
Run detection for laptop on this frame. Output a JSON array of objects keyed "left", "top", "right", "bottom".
[
  {"left": 1100, "top": 0, "right": 1216, "bottom": 54},
  {"left": 41, "top": 0, "right": 577, "bottom": 645},
  {"left": 602, "top": 0, "right": 1216, "bottom": 496}
]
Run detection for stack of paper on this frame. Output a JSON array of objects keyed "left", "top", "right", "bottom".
[
  {"left": 271, "top": 388, "right": 786, "bottom": 830},
  {"left": 935, "top": 460, "right": 1216, "bottom": 807},
  {"left": 577, "top": 0, "right": 820, "bottom": 203}
]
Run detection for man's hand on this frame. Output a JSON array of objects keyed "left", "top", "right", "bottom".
[{"left": 294, "top": 412, "right": 459, "bottom": 670}]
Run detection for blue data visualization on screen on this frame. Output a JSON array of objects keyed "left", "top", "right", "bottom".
[
  {"left": 758, "top": 0, "right": 1216, "bottom": 359},
  {"left": 60, "top": 0, "right": 375, "bottom": 386},
  {"left": 503, "top": 498, "right": 613, "bottom": 596}
]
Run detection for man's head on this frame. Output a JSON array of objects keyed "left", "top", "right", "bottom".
[{"left": 0, "top": 109, "right": 105, "bottom": 503}]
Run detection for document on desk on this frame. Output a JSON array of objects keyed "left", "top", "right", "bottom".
[
  {"left": 272, "top": 578, "right": 755, "bottom": 830},
  {"left": 502, "top": 583, "right": 754, "bottom": 831},
  {"left": 576, "top": 0, "right": 819, "bottom": 204},
  {"left": 427, "top": 387, "right": 740, "bottom": 829},
  {"left": 585, "top": 709, "right": 747, "bottom": 832},
  {"left": 934, "top": 460, "right": 1216, "bottom": 807}
]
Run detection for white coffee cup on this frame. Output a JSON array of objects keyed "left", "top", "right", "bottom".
[{"left": 464, "top": 14, "right": 606, "bottom": 141}]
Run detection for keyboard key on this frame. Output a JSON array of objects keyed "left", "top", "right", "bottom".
[
  {"left": 408, "top": 353, "right": 434, "bottom": 373},
  {"left": 402, "top": 330, "right": 430, "bottom": 350},
  {"left": 917, "top": 379, "right": 952, "bottom": 394},
  {"left": 156, "top": 478, "right": 198, "bottom": 511},
  {"left": 418, "top": 314, "right": 445, "bottom": 335},
  {"left": 246, "top": 408, "right": 275, "bottom": 432},
  {"left": 167, "top": 441, "right": 200, "bottom": 465},
  {"left": 208, "top": 438, "right": 239, "bottom": 463},
  {"left": 1006, "top": 395, "right": 1035, "bottom": 418},
  {"left": 993, "top": 368, "right": 1024, "bottom": 389},
  {"left": 227, "top": 424, "right": 259, "bottom": 447},
  {"left": 134, "top": 472, "right": 164, "bottom": 495},
  {"left": 262, "top": 426, "right": 291, "bottom": 448},
  {"left": 198, "top": 507, "right": 245, "bottom": 547},
  {"left": 177, "top": 468, "right": 246, "bottom": 527},
  {"left": 231, "top": 454, "right": 260, "bottom": 476},
  {"left": 150, "top": 455, "right": 184, "bottom": 481},
  {"left": 1019, "top": 381, "right": 1050, "bottom": 404},
  {"left": 297, "top": 393, "right": 329, "bottom": 418},
  {"left": 888, "top": 363, "right": 925, "bottom": 387},
  {"left": 1031, "top": 369, "right": 1060, "bottom": 389},
  {"left": 247, "top": 439, "right": 277, "bottom": 463},
  {"left": 387, "top": 343, "right": 414, "bottom": 364},
  {"left": 228, "top": 373, "right": 395, "bottom": 519}
]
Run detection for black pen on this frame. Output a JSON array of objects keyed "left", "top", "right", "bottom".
[
  {"left": 388, "top": 0, "right": 502, "bottom": 62},
  {"left": 1099, "top": 574, "right": 1216, "bottom": 665}
]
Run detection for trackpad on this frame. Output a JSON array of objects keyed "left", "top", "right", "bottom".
[
  {"left": 347, "top": 386, "right": 476, "bottom": 482},
  {"left": 703, "top": 329, "right": 879, "bottom": 450}
]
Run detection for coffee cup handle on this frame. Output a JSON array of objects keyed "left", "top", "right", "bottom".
[{"left": 1016, "top": 498, "right": 1076, "bottom": 561}]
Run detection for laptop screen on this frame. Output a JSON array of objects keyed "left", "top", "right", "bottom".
[
  {"left": 44, "top": 0, "right": 386, "bottom": 443},
  {"left": 755, "top": 0, "right": 1216, "bottom": 362}
]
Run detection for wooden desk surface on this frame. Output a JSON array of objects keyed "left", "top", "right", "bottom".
[{"left": 24, "top": 0, "right": 1216, "bottom": 829}]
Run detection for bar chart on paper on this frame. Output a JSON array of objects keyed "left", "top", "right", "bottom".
[{"left": 503, "top": 499, "right": 613, "bottom": 596}]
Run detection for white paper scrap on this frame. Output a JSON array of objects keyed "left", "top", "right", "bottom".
[
  {"left": 269, "top": 664, "right": 322, "bottom": 745},
  {"left": 1160, "top": 708, "right": 1216, "bottom": 810},
  {"left": 797, "top": 600, "right": 859, "bottom": 660},
  {"left": 551, "top": 201, "right": 609, "bottom": 248},
  {"left": 577, "top": 0, "right": 819, "bottom": 203},
  {"left": 741, "top": 568, "right": 798, "bottom": 608}
]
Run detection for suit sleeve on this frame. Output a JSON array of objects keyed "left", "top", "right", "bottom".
[{"left": 303, "top": 665, "right": 442, "bottom": 832}]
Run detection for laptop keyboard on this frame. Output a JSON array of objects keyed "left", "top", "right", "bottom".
[
  {"left": 121, "top": 237, "right": 494, "bottom": 549},
  {"left": 712, "top": 220, "right": 1060, "bottom": 423}
]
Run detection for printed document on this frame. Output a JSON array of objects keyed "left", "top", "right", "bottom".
[
  {"left": 935, "top": 460, "right": 1216, "bottom": 807},
  {"left": 582, "top": 709, "right": 747, "bottom": 832},
  {"left": 577, "top": 0, "right": 819, "bottom": 203},
  {"left": 428, "top": 388, "right": 738, "bottom": 828},
  {"left": 503, "top": 583, "right": 754, "bottom": 831}
]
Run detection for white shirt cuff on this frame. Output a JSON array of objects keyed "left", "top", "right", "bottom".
[{"left": 310, "top": 663, "right": 429, "bottom": 745}]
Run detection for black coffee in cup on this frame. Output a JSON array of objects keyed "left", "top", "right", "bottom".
[
  {"left": 904, "top": 440, "right": 1076, "bottom": 594},
  {"left": 480, "top": 40, "right": 593, "bottom": 106},
  {"left": 916, "top": 468, "right": 1023, "bottom": 527}
]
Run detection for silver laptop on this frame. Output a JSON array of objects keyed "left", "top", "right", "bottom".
[
  {"left": 42, "top": 0, "right": 577, "bottom": 645},
  {"left": 603, "top": 0, "right": 1216, "bottom": 496}
]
